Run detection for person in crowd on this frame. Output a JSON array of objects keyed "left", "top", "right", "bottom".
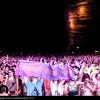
[
  {"left": 72, "top": 66, "right": 81, "bottom": 81},
  {"left": 90, "top": 63, "right": 99, "bottom": 78},
  {"left": 16, "top": 77, "right": 23, "bottom": 96},
  {"left": 5, "top": 65, "right": 9, "bottom": 75},
  {"left": 57, "top": 80, "right": 65, "bottom": 96},
  {"left": 64, "top": 78, "right": 84, "bottom": 96},
  {"left": 95, "top": 72, "right": 100, "bottom": 96},
  {"left": 63, "top": 80, "right": 69, "bottom": 96},
  {"left": 22, "top": 77, "right": 27, "bottom": 96},
  {"left": 79, "top": 73, "right": 96, "bottom": 96},
  {"left": 5, "top": 69, "right": 20, "bottom": 96},
  {"left": 1, "top": 65, "right": 6, "bottom": 75},
  {"left": 44, "top": 80, "right": 51, "bottom": 96},
  {"left": 50, "top": 80, "right": 58, "bottom": 96},
  {"left": 0, "top": 74, "right": 8, "bottom": 96},
  {"left": 0, "top": 71, "right": 5, "bottom": 84},
  {"left": 23, "top": 76, "right": 44, "bottom": 96},
  {"left": 0, "top": 83, "right": 8, "bottom": 96}
]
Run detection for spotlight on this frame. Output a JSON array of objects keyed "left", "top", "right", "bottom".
[
  {"left": 72, "top": 51, "right": 74, "bottom": 54},
  {"left": 95, "top": 50, "right": 98, "bottom": 53},
  {"left": 77, "top": 46, "right": 79, "bottom": 49}
]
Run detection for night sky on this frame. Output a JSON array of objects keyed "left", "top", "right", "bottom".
[
  {"left": 16, "top": 0, "right": 66, "bottom": 55},
  {"left": 0, "top": 0, "right": 100, "bottom": 55}
]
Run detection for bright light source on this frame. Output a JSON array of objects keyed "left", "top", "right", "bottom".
[
  {"left": 68, "top": 12, "right": 76, "bottom": 30},
  {"left": 95, "top": 51, "right": 99, "bottom": 53},
  {"left": 77, "top": 6, "right": 89, "bottom": 20},
  {"left": 77, "top": 46, "right": 79, "bottom": 49}
]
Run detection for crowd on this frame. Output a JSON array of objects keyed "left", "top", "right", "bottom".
[{"left": 0, "top": 54, "right": 100, "bottom": 96}]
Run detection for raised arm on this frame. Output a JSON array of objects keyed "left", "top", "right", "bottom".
[
  {"left": 16, "top": 77, "right": 19, "bottom": 93},
  {"left": 79, "top": 62, "right": 85, "bottom": 75},
  {"left": 78, "top": 85, "right": 82, "bottom": 96},
  {"left": 23, "top": 76, "right": 29, "bottom": 84},
  {"left": 63, "top": 83, "right": 69, "bottom": 96},
  {"left": 75, "top": 60, "right": 80, "bottom": 68},
  {"left": 4, "top": 75, "right": 8, "bottom": 85},
  {"left": 76, "top": 81, "right": 84, "bottom": 85},
  {"left": 86, "top": 83, "right": 96, "bottom": 93}
]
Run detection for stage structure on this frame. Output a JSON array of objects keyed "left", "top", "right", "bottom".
[{"left": 65, "top": 0, "right": 97, "bottom": 52}]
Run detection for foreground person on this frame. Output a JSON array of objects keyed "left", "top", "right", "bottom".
[
  {"left": 44, "top": 80, "right": 51, "bottom": 96},
  {"left": 23, "top": 76, "right": 43, "bottom": 96},
  {"left": 79, "top": 73, "right": 96, "bottom": 96},
  {"left": 50, "top": 80, "right": 58, "bottom": 96},
  {"left": 95, "top": 72, "right": 100, "bottom": 96},
  {"left": 5, "top": 69, "right": 20, "bottom": 96},
  {"left": 57, "top": 80, "right": 65, "bottom": 96},
  {"left": 0, "top": 81, "right": 8, "bottom": 96},
  {"left": 64, "top": 78, "right": 84, "bottom": 96}
]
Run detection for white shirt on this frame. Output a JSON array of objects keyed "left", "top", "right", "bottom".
[
  {"left": 50, "top": 81, "right": 58, "bottom": 96},
  {"left": 58, "top": 83, "right": 63, "bottom": 95}
]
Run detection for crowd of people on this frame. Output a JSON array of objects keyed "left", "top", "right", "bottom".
[{"left": 0, "top": 54, "right": 100, "bottom": 96}]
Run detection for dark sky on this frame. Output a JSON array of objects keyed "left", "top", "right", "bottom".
[
  {"left": 16, "top": 0, "right": 66, "bottom": 55},
  {"left": 0, "top": 0, "right": 100, "bottom": 55}
]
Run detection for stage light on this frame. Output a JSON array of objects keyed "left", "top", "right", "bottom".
[
  {"left": 77, "top": 46, "right": 79, "bottom": 49},
  {"left": 72, "top": 51, "right": 74, "bottom": 54},
  {"left": 76, "top": 1, "right": 89, "bottom": 20},
  {"left": 95, "top": 51, "right": 99, "bottom": 53},
  {"left": 68, "top": 12, "right": 77, "bottom": 30},
  {"left": 69, "top": 19, "right": 75, "bottom": 29},
  {"left": 20, "top": 53, "right": 22, "bottom": 55},
  {"left": 78, "top": 6, "right": 88, "bottom": 16}
]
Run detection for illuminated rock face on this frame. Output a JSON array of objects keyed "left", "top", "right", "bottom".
[{"left": 65, "top": 0, "right": 99, "bottom": 51}]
